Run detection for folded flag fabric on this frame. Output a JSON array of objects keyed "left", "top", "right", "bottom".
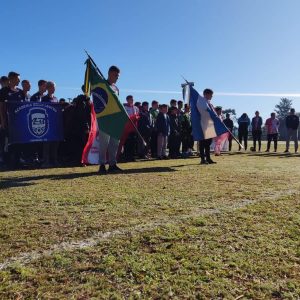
[{"left": 81, "top": 104, "right": 100, "bottom": 165}]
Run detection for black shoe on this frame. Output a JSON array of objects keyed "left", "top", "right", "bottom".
[
  {"left": 265, "top": 149, "right": 269, "bottom": 152},
  {"left": 98, "top": 164, "right": 107, "bottom": 175},
  {"left": 284, "top": 149, "right": 289, "bottom": 153},
  {"left": 207, "top": 159, "right": 217, "bottom": 164},
  {"left": 108, "top": 164, "right": 123, "bottom": 173},
  {"left": 200, "top": 159, "right": 208, "bottom": 165}
]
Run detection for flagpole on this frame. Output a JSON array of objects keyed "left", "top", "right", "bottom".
[{"left": 84, "top": 50, "right": 147, "bottom": 146}]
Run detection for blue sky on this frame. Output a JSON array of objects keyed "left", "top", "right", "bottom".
[{"left": 1, "top": 0, "right": 300, "bottom": 121}]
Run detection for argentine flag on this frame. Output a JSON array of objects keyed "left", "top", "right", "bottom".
[{"left": 183, "top": 84, "right": 228, "bottom": 141}]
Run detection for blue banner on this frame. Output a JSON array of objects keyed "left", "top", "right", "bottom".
[{"left": 7, "top": 102, "right": 63, "bottom": 144}]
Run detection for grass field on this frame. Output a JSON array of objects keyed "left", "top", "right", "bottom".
[{"left": 1, "top": 143, "right": 300, "bottom": 299}]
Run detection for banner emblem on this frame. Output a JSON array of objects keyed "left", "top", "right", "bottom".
[{"left": 27, "top": 108, "right": 49, "bottom": 138}]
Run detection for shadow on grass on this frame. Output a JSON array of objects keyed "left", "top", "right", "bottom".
[
  {"left": 0, "top": 167, "right": 176, "bottom": 190},
  {"left": 247, "top": 152, "right": 300, "bottom": 158}
]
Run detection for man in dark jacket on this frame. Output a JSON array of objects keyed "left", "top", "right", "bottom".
[
  {"left": 156, "top": 104, "right": 170, "bottom": 159},
  {"left": 251, "top": 111, "right": 263, "bottom": 151},
  {"left": 285, "top": 108, "right": 299, "bottom": 153},
  {"left": 223, "top": 113, "right": 234, "bottom": 151},
  {"left": 238, "top": 113, "right": 250, "bottom": 150},
  {"left": 138, "top": 101, "right": 153, "bottom": 158},
  {"left": 168, "top": 106, "right": 181, "bottom": 158}
]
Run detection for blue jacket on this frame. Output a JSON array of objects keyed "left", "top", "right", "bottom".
[{"left": 155, "top": 112, "right": 170, "bottom": 136}]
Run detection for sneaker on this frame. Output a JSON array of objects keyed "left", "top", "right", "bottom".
[
  {"left": 265, "top": 149, "right": 269, "bottom": 152},
  {"left": 108, "top": 164, "right": 123, "bottom": 173},
  {"left": 98, "top": 164, "right": 107, "bottom": 175},
  {"left": 284, "top": 149, "right": 289, "bottom": 153},
  {"left": 200, "top": 159, "right": 208, "bottom": 165},
  {"left": 207, "top": 159, "right": 217, "bottom": 164}
]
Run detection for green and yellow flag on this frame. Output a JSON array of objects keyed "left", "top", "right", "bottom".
[{"left": 84, "top": 58, "right": 129, "bottom": 140}]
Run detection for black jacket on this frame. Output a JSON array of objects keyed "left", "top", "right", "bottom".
[{"left": 285, "top": 115, "right": 299, "bottom": 130}]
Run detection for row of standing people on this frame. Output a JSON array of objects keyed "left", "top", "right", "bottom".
[
  {"left": 0, "top": 72, "right": 92, "bottom": 168},
  {"left": 236, "top": 110, "right": 299, "bottom": 153},
  {"left": 122, "top": 96, "right": 194, "bottom": 161}
]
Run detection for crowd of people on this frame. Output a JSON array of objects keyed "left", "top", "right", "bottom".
[
  {"left": 235, "top": 109, "right": 299, "bottom": 153},
  {"left": 0, "top": 70, "right": 299, "bottom": 171}
]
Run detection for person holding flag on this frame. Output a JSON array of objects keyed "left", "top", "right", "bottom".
[
  {"left": 183, "top": 83, "right": 230, "bottom": 165},
  {"left": 84, "top": 54, "right": 141, "bottom": 174}
]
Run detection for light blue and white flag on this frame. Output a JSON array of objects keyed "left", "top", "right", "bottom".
[{"left": 183, "top": 84, "right": 228, "bottom": 141}]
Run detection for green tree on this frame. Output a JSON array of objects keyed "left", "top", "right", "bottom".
[{"left": 275, "top": 98, "right": 293, "bottom": 120}]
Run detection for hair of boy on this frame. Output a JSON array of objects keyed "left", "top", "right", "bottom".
[
  {"left": 38, "top": 80, "right": 47, "bottom": 87},
  {"left": 126, "top": 95, "right": 133, "bottom": 100},
  {"left": 0, "top": 76, "right": 8, "bottom": 83},
  {"left": 108, "top": 65, "right": 120, "bottom": 73},
  {"left": 8, "top": 71, "right": 20, "bottom": 79},
  {"left": 152, "top": 100, "right": 158, "bottom": 105},
  {"left": 46, "top": 81, "right": 55, "bottom": 88},
  {"left": 142, "top": 101, "right": 149, "bottom": 107},
  {"left": 203, "top": 88, "right": 213, "bottom": 96}
]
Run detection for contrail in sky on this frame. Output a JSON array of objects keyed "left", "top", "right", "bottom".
[{"left": 58, "top": 87, "right": 300, "bottom": 98}]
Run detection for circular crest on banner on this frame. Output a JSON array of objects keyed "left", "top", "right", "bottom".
[
  {"left": 27, "top": 107, "right": 49, "bottom": 138},
  {"left": 92, "top": 87, "right": 108, "bottom": 114}
]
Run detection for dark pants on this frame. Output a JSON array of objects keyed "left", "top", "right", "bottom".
[
  {"left": 124, "top": 132, "right": 137, "bottom": 161},
  {"left": 228, "top": 135, "right": 233, "bottom": 151},
  {"left": 168, "top": 133, "right": 181, "bottom": 158},
  {"left": 138, "top": 133, "right": 151, "bottom": 158},
  {"left": 150, "top": 130, "right": 158, "bottom": 157},
  {"left": 267, "top": 133, "right": 278, "bottom": 151},
  {"left": 0, "top": 128, "right": 6, "bottom": 162},
  {"left": 182, "top": 133, "right": 194, "bottom": 153},
  {"left": 252, "top": 130, "right": 262, "bottom": 151},
  {"left": 199, "top": 138, "right": 212, "bottom": 161},
  {"left": 238, "top": 130, "right": 248, "bottom": 150}
]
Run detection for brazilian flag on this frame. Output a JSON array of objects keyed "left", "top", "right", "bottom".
[{"left": 84, "top": 58, "right": 129, "bottom": 140}]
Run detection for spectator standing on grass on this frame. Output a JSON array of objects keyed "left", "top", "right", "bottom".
[
  {"left": 168, "top": 106, "right": 181, "bottom": 158},
  {"left": 156, "top": 104, "right": 170, "bottom": 159},
  {"left": 238, "top": 113, "right": 250, "bottom": 150},
  {"left": 181, "top": 104, "right": 193, "bottom": 156},
  {"left": 251, "top": 111, "right": 263, "bottom": 152},
  {"left": 123, "top": 95, "right": 139, "bottom": 161},
  {"left": 41, "top": 81, "right": 59, "bottom": 167},
  {"left": 138, "top": 101, "right": 153, "bottom": 159},
  {"left": 149, "top": 100, "right": 159, "bottom": 157},
  {"left": 223, "top": 113, "right": 234, "bottom": 151},
  {"left": 284, "top": 108, "right": 299, "bottom": 153},
  {"left": 0, "top": 72, "right": 24, "bottom": 168},
  {"left": 265, "top": 112, "right": 280, "bottom": 152}
]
